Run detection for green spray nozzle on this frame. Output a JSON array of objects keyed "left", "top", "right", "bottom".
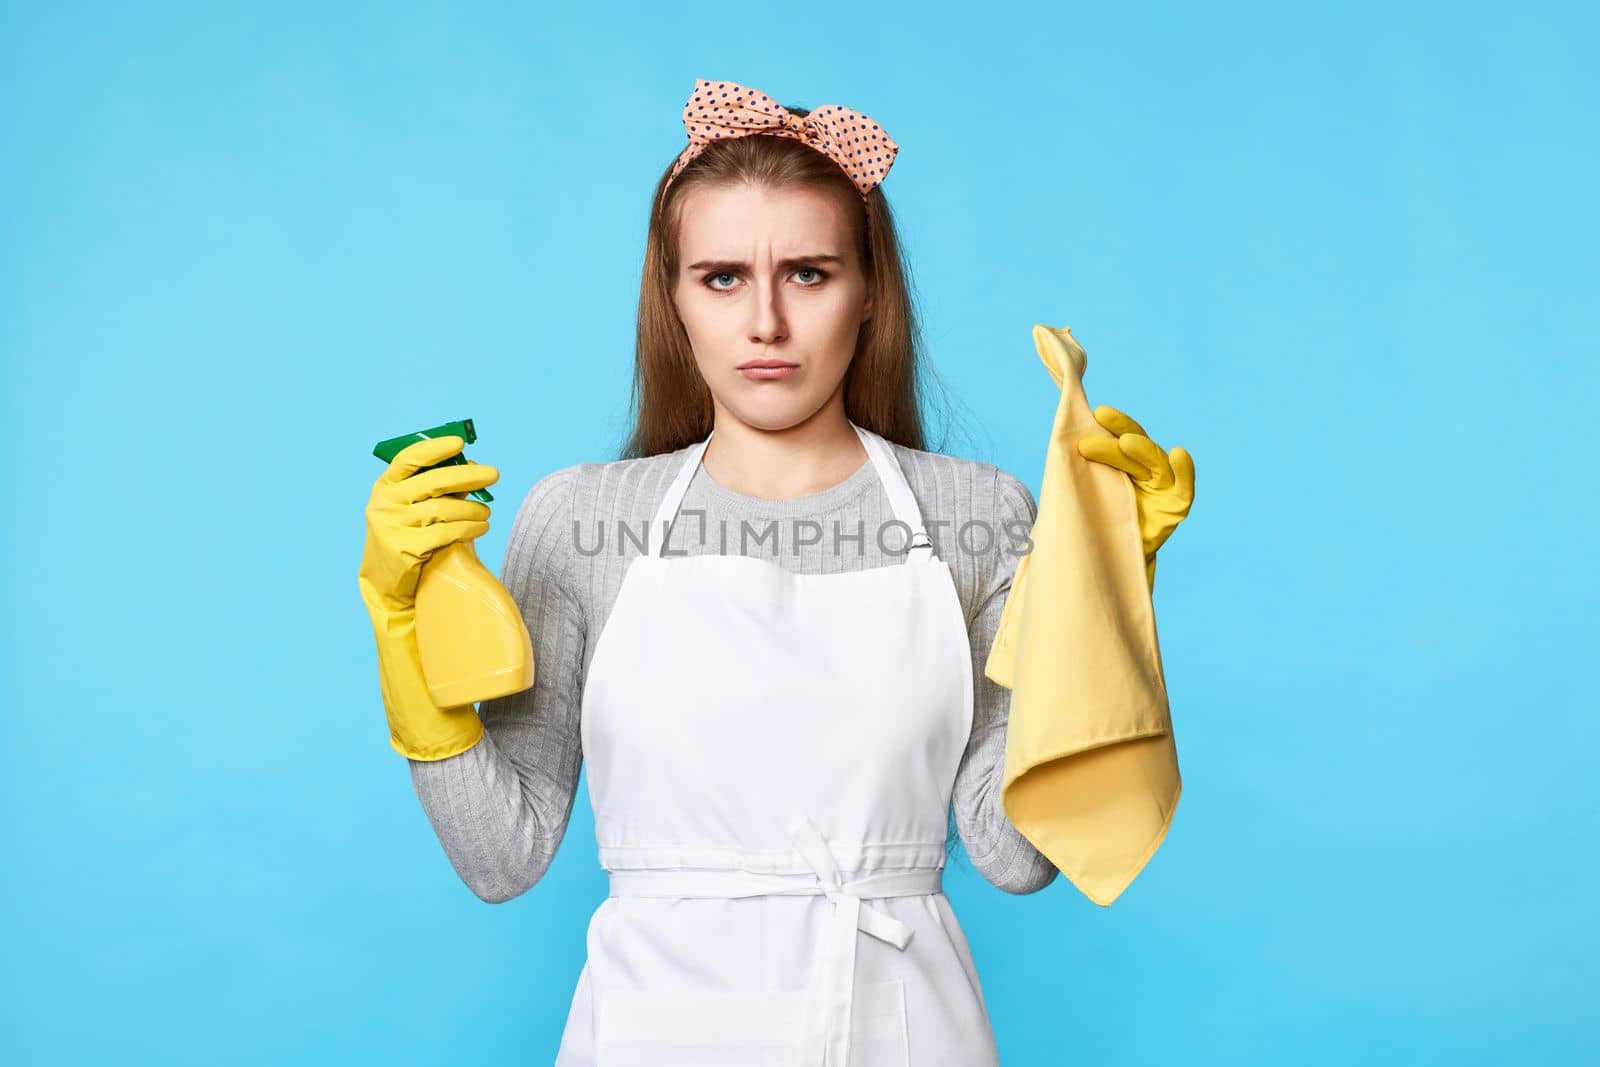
[{"left": 372, "top": 418, "right": 493, "bottom": 503}]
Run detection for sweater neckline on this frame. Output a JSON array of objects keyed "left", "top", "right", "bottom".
[{"left": 681, "top": 448, "right": 881, "bottom": 517}]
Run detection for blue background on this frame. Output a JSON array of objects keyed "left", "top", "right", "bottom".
[{"left": 3, "top": 1, "right": 1595, "bottom": 1063}]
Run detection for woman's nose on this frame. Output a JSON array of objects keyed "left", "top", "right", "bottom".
[{"left": 749, "top": 295, "right": 788, "bottom": 343}]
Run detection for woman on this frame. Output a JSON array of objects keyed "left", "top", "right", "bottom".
[{"left": 359, "top": 77, "right": 1193, "bottom": 1066}]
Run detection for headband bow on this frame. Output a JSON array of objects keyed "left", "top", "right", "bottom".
[{"left": 665, "top": 77, "right": 900, "bottom": 200}]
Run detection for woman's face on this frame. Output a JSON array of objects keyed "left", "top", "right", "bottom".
[{"left": 671, "top": 182, "right": 872, "bottom": 432}]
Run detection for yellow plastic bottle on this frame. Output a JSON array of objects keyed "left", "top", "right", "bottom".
[
  {"left": 371, "top": 418, "right": 536, "bottom": 708},
  {"left": 414, "top": 539, "right": 536, "bottom": 707}
]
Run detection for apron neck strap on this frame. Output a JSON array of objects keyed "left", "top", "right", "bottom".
[{"left": 851, "top": 422, "right": 935, "bottom": 561}]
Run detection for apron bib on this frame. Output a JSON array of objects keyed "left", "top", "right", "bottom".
[{"left": 557, "top": 421, "right": 999, "bottom": 1067}]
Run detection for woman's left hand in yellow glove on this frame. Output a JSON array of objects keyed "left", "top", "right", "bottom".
[{"left": 1076, "top": 405, "right": 1195, "bottom": 590}]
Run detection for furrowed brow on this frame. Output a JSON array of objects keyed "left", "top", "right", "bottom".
[{"left": 687, "top": 254, "right": 844, "bottom": 272}]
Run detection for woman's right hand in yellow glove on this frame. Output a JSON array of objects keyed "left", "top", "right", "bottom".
[
  {"left": 358, "top": 436, "right": 499, "bottom": 617},
  {"left": 358, "top": 435, "right": 500, "bottom": 761}
]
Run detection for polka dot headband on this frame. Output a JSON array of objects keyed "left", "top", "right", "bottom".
[{"left": 665, "top": 77, "right": 900, "bottom": 200}]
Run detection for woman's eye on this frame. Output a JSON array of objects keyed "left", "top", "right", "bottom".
[{"left": 701, "top": 268, "right": 830, "bottom": 292}]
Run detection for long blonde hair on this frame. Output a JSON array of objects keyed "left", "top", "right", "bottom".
[{"left": 618, "top": 105, "right": 962, "bottom": 460}]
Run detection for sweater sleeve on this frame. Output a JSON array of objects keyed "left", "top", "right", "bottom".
[
  {"left": 405, "top": 466, "right": 588, "bottom": 903},
  {"left": 950, "top": 469, "right": 1060, "bottom": 895}
]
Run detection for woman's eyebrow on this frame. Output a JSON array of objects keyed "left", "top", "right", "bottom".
[{"left": 687, "top": 254, "right": 844, "bottom": 272}]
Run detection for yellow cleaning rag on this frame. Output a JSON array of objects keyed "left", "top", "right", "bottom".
[{"left": 984, "top": 323, "right": 1182, "bottom": 907}]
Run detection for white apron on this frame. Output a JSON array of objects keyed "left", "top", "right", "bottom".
[{"left": 557, "top": 420, "right": 1000, "bottom": 1067}]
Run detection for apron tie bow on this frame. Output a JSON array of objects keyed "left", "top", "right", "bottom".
[{"left": 787, "top": 812, "right": 917, "bottom": 1066}]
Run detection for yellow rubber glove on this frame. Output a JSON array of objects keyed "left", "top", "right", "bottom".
[
  {"left": 1076, "top": 407, "right": 1194, "bottom": 591},
  {"left": 358, "top": 435, "right": 499, "bottom": 760}
]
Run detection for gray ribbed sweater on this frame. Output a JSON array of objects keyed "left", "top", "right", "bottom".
[{"left": 406, "top": 435, "right": 1060, "bottom": 901}]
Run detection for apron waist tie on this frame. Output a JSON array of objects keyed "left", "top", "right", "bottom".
[{"left": 604, "top": 813, "right": 944, "bottom": 1067}]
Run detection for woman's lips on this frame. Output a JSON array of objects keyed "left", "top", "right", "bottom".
[{"left": 738, "top": 362, "right": 798, "bottom": 380}]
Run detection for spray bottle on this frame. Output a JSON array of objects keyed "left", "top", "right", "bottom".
[{"left": 372, "top": 419, "right": 535, "bottom": 706}]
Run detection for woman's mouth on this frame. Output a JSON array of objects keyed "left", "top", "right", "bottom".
[{"left": 737, "top": 360, "right": 799, "bottom": 380}]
